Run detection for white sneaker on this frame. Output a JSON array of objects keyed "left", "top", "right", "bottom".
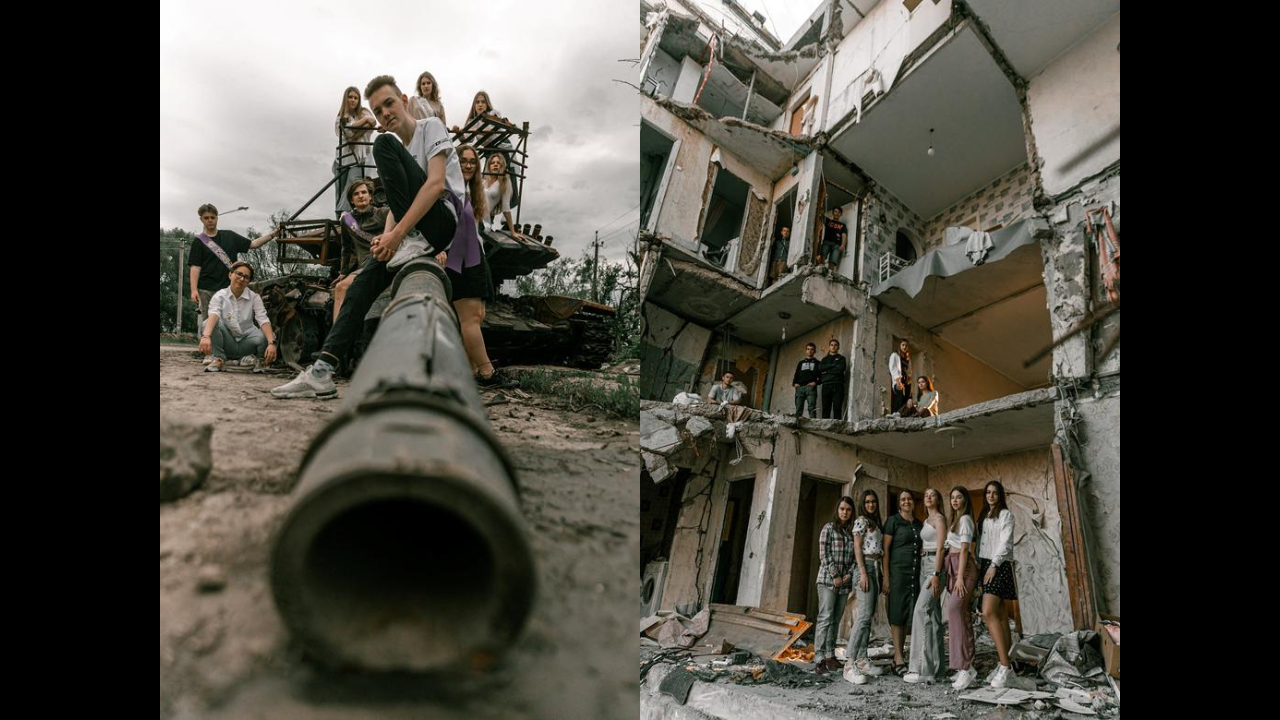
[
  {"left": 857, "top": 658, "right": 883, "bottom": 677},
  {"left": 271, "top": 365, "right": 338, "bottom": 399},
  {"left": 902, "top": 671, "right": 922, "bottom": 683},
  {"left": 387, "top": 230, "right": 429, "bottom": 269},
  {"left": 990, "top": 664, "right": 1012, "bottom": 688},
  {"left": 844, "top": 664, "right": 868, "bottom": 685},
  {"left": 952, "top": 668, "right": 975, "bottom": 691},
  {"left": 202, "top": 355, "right": 214, "bottom": 365},
  {"left": 239, "top": 355, "right": 259, "bottom": 368}
]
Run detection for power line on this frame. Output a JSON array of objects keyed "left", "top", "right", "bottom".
[
  {"left": 595, "top": 201, "right": 641, "bottom": 235},
  {"left": 598, "top": 218, "right": 640, "bottom": 245}
]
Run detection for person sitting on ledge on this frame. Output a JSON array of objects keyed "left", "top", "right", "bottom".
[{"left": 898, "top": 376, "right": 939, "bottom": 418}]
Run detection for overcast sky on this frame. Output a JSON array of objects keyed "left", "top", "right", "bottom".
[{"left": 160, "top": 0, "right": 638, "bottom": 263}]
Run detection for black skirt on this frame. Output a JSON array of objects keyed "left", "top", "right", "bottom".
[
  {"left": 446, "top": 252, "right": 494, "bottom": 301},
  {"left": 977, "top": 558, "right": 1017, "bottom": 600}
]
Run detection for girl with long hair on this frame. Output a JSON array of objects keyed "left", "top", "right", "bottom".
[
  {"left": 812, "top": 496, "right": 857, "bottom": 675},
  {"left": 945, "top": 487, "right": 981, "bottom": 690},
  {"left": 408, "top": 70, "right": 447, "bottom": 125},
  {"left": 333, "top": 86, "right": 376, "bottom": 213},
  {"left": 845, "top": 489, "right": 884, "bottom": 685},
  {"left": 977, "top": 480, "right": 1017, "bottom": 687},
  {"left": 483, "top": 153, "right": 524, "bottom": 238},
  {"left": 904, "top": 488, "right": 948, "bottom": 683}
]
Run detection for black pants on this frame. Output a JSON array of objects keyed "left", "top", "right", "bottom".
[
  {"left": 891, "top": 381, "right": 912, "bottom": 413},
  {"left": 820, "top": 383, "right": 845, "bottom": 419},
  {"left": 319, "top": 134, "right": 456, "bottom": 364}
]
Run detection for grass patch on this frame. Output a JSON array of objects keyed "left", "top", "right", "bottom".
[
  {"left": 160, "top": 333, "right": 198, "bottom": 346},
  {"left": 507, "top": 368, "right": 639, "bottom": 420}
]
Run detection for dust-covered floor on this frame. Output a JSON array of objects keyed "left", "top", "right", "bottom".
[
  {"left": 160, "top": 345, "right": 639, "bottom": 719},
  {"left": 640, "top": 635, "right": 1119, "bottom": 720}
]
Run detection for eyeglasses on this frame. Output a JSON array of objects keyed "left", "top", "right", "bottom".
[
  {"left": 460, "top": 159, "right": 478, "bottom": 166},
  {"left": 232, "top": 272, "right": 252, "bottom": 281}
]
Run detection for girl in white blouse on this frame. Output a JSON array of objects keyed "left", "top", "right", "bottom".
[
  {"left": 333, "top": 86, "right": 377, "bottom": 213},
  {"left": 978, "top": 480, "right": 1017, "bottom": 688},
  {"left": 483, "top": 153, "right": 524, "bottom": 238}
]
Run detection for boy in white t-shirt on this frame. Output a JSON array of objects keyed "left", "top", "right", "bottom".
[{"left": 273, "top": 75, "right": 464, "bottom": 399}]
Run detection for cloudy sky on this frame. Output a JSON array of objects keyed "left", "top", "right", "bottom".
[{"left": 160, "top": 0, "right": 639, "bottom": 263}]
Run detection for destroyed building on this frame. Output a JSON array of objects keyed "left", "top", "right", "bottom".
[{"left": 639, "top": 0, "right": 1119, "bottom": 647}]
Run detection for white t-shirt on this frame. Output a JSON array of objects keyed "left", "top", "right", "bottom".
[
  {"left": 946, "top": 514, "right": 975, "bottom": 551},
  {"left": 404, "top": 118, "right": 466, "bottom": 224},
  {"left": 484, "top": 179, "right": 513, "bottom": 227}
]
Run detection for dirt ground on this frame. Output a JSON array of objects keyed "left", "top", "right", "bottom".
[
  {"left": 640, "top": 635, "right": 1120, "bottom": 720},
  {"left": 160, "top": 344, "right": 639, "bottom": 719}
]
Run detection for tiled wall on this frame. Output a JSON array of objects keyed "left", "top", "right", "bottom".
[{"left": 920, "top": 164, "right": 1036, "bottom": 252}]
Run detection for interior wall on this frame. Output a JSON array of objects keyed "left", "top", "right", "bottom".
[
  {"left": 768, "top": 315, "right": 857, "bottom": 415},
  {"left": 920, "top": 163, "right": 1036, "bottom": 253},
  {"left": 874, "top": 305, "right": 1027, "bottom": 415},
  {"left": 927, "top": 447, "right": 1074, "bottom": 635},
  {"left": 640, "top": 470, "right": 687, "bottom": 570},
  {"left": 861, "top": 185, "right": 927, "bottom": 285},
  {"left": 698, "top": 335, "right": 771, "bottom": 409},
  {"left": 645, "top": 48, "right": 682, "bottom": 99},
  {"left": 1026, "top": 12, "right": 1120, "bottom": 197}
]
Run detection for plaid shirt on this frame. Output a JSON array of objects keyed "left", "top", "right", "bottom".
[{"left": 818, "top": 522, "right": 856, "bottom": 594}]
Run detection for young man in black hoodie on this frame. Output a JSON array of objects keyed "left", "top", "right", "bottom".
[
  {"left": 792, "top": 342, "right": 820, "bottom": 418},
  {"left": 819, "top": 339, "right": 848, "bottom": 420}
]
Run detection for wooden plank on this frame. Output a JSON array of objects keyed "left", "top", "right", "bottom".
[
  {"left": 709, "top": 604, "right": 802, "bottom": 625},
  {"left": 1051, "top": 443, "right": 1096, "bottom": 629},
  {"left": 709, "top": 612, "right": 792, "bottom": 635}
]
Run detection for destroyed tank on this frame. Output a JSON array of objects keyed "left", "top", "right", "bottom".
[
  {"left": 253, "top": 220, "right": 616, "bottom": 371},
  {"left": 252, "top": 114, "right": 615, "bottom": 370}
]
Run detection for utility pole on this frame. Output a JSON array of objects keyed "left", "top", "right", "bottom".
[
  {"left": 176, "top": 246, "right": 184, "bottom": 333},
  {"left": 592, "top": 230, "right": 600, "bottom": 303}
]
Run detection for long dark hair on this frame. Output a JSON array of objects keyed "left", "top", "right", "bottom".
[
  {"left": 456, "top": 144, "right": 486, "bottom": 224},
  {"left": 831, "top": 495, "right": 855, "bottom": 531},
  {"left": 857, "top": 489, "right": 881, "bottom": 531},
  {"left": 980, "top": 480, "right": 1008, "bottom": 523},
  {"left": 917, "top": 375, "right": 934, "bottom": 392},
  {"left": 948, "top": 486, "right": 971, "bottom": 534}
]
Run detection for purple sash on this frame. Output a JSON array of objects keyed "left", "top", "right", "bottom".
[
  {"left": 197, "top": 233, "right": 233, "bottom": 269},
  {"left": 341, "top": 211, "right": 376, "bottom": 242},
  {"left": 443, "top": 190, "right": 482, "bottom": 272}
]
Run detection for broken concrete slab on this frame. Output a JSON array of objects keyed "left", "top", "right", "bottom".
[
  {"left": 685, "top": 415, "right": 714, "bottom": 438},
  {"left": 643, "top": 451, "right": 674, "bottom": 483},
  {"left": 160, "top": 413, "right": 213, "bottom": 503},
  {"left": 641, "top": 410, "right": 683, "bottom": 456}
]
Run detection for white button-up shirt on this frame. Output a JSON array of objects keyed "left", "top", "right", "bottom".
[
  {"left": 208, "top": 287, "right": 270, "bottom": 340},
  {"left": 978, "top": 509, "right": 1015, "bottom": 566}
]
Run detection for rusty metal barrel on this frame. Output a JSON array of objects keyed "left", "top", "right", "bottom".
[{"left": 270, "top": 257, "right": 535, "bottom": 672}]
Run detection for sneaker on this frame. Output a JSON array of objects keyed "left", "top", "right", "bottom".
[
  {"left": 824, "top": 657, "right": 843, "bottom": 671},
  {"left": 271, "top": 365, "right": 338, "bottom": 399},
  {"left": 204, "top": 358, "right": 224, "bottom": 373},
  {"left": 476, "top": 369, "right": 520, "bottom": 389},
  {"left": 902, "top": 671, "right": 922, "bottom": 684},
  {"left": 239, "top": 355, "right": 259, "bottom": 368},
  {"left": 845, "top": 665, "right": 867, "bottom": 685},
  {"left": 856, "top": 658, "right": 883, "bottom": 677},
  {"left": 814, "top": 663, "right": 829, "bottom": 676},
  {"left": 202, "top": 356, "right": 215, "bottom": 365},
  {"left": 990, "top": 664, "right": 1012, "bottom": 688},
  {"left": 952, "top": 667, "right": 975, "bottom": 691},
  {"left": 386, "top": 230, "right": 429, "bottom": 269}
]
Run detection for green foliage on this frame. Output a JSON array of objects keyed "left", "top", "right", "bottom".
[
  {"left": 513, "top": 248, "right": 641, "bottom": 360},
  {"left": 507, "top": 368, "right": 639, "bottom": 419}
]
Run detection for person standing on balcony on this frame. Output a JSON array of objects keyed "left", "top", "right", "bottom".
[
  {"left": 818, "top": 339, "right": 848, "bottom": 419},
  {"left": 770, "top": 225, "right": 791, "bottom": 283},
  {"left": 791, "top": 342, "right": 819, "bottom": 418},
  {"left": 889, "top": 339, "right": 912, "bottom": 413},
  {"left": 820, "top": 206, "right": 848, "bottom": 270}
]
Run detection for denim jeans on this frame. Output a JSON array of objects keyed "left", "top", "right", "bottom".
[
  {"left": 908, "top": 556, "right": 947, "bottom": 678},
  {"left": 795, "top": 385, "right": 817, "bottom": 418},
  {"left": 814, "top": 584, "right": 850, "bottom": 663},
  {"left": 850, "top": 561, "right": 882, "bottom": 660}
]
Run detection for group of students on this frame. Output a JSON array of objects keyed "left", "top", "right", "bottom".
[
  {"left": 193, "top": 73, "right": 525, "bottom": 393},
  {"left": 332, "top": 73, "right": 522, "bottom": 236},
  {"left": 812, "top": 481, "right": 1018, "bottom": 690}
]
